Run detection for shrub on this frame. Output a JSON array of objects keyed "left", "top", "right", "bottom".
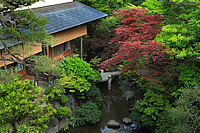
[
  {"left": 86, "top": 84, "right": 102, "bottom": 106},
  {"left": 16, "top": 124, "right": 40, "bottom": 133},
  {"left": 73, "top": 102, "right": 101, "bottom": 126},
  {"left": 60, "top": 55, "right": 102, "bottom": 83},
  {"left": 61, "top": 94, "right": 68, "bottom": 104},
  {"left": 157, "top": 86, "right": 200, "bottom": 133},
  {"left": 45, "top": 73, "right": 91, "bottom": 100},
  {"left": 59, "top": 73, "right": 91, "bottom": 99},
  {"left": 129, "top": 109, "right": 143, "bottom": 129},
  {"left": 129, "top": 71, "right": 179, "bottom": 128},
  {"left": 0, "top": 78, "right": 56, "bottom": 132},
  {"left": 55, "top": 107, "right": 71, "bottom": 120},
  {"left": 45, "top": 85, "right": 66, "bottom": 102}
]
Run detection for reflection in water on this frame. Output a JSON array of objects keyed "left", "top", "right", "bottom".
[
  {"left": 60, "top": 79, "right": 151, "bottom": 133},
  {"left": 101, "top": 92, "right": 123, "bottom": 114},
  {"left": 100, "top": 124, "right": 137, "bottom": 133}
]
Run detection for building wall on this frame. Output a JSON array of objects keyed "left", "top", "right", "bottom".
[
  {"left": 50, "top": 24, "right": 87, "bottom": 60},
  {"left": 0, "top": 24, "right": 87, "bottom": 76},
  {"left": 51, "top": 24, "right": 87, "bottom": 47},
  {"left": 50, "top": 40, "right": 74, "bottom": 60},
  {"left": 0, "top": 45, "right": 42, "bottom": 67}
]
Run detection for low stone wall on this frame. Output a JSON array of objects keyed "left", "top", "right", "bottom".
[
  {"left": 120, "top": 79, "right": 143, "bottom": 100},
  {"left": 45, "top": 117, "right": 69, "bottom": 133},
  {"left": 45, "top": 94, "right": 77, "bottom": 133}
]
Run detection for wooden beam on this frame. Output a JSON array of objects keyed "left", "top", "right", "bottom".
[
  {"left": 81, "top": 36, "right": 83, "bottom": 59},
  {"left": 52, "top": 24, "right": 87, "bottom": 48}
]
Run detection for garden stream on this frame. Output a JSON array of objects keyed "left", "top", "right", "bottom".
[{"left": 60, "top": 78, "right": 151, "bottom": 133}]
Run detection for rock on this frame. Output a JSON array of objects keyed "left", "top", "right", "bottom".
[
  {"left": 122, "top": 91, "right": 134, "bottom": 101},
  {"left": 49, "top": 118, "right": 59, "bottom": 127},
  {"left": 107, "top": 119, "right": 120, "bottom": 128},
  {"left": 122, "top": 117, "right": 132, "bottom": 124},
  {"left": 64, "top": 95, "right": 77, "bottom": 114},
  {"left": 58, "top": 117, "right": 70, "bottom": 131},
  {"left": 103, "top": 130, "right": 120, "bottom": 133},
  {"left": 53, "top": 101, "right": 63, "bottom": 109},
  {"left": 120, "top": 80, "right": 132, "bottom": 92},
  {"left": 39, "top": 101, "right": 47, "bottom": 108},
  {"left": 45, "top": 117, "right": 71, "bottom": 133},
  {"left": 45, "top": 118, "right": 59, "bottom": 133},
  {"left": 5, "top": 122, "right": 14, "bottom": 132}
]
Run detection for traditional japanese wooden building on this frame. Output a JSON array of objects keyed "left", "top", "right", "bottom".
[{"left": 0, "top": 1, "right": 107, "bottom": 81}]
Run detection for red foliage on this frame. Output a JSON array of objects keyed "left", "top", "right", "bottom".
[
  {"left": 99, "top": 8, "right": 178, "bottom": 85},
  {"left": 85, "top": 29, "right": 120, "bottom": 59}
]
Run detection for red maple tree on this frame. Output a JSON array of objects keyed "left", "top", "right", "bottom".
[
  {"left": 85, "top": 29, "right": 120, "bottom": 60},
  {"left": 99, "top": 8, "right": 178, "bottom": 86}
]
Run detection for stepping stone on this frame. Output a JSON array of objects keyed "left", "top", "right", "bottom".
[
  {"left": 107, "top": 119, "right": 120, "bottom": 128},
  {"left": 122, "top": 117, "right": 132, "bottom": 124},
  {"left": 103, "top": 130, "right": 120, "bottom": 133}
]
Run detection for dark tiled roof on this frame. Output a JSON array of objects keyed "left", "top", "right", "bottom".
[
  {"left": 0, "top": 1, "right": 108, "bottom": 49},
  {"left": 33, "top": 1, "right": 108, "bottom": 34}
]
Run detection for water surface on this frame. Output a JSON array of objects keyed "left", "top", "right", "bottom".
[{"left": 60, "top": 79, "right": 151, "bottom": 133}]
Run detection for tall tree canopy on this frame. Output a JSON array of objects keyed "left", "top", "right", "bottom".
[
  {"left": 141, "top": 0, "right": 200, "bottom": 87},
  {"left": 99, "top": 8, "right": 178, "bottom": 85}
]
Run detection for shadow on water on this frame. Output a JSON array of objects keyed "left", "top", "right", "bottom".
[{"left": 60, "top": 78, "right": 151, "bottom": 133}]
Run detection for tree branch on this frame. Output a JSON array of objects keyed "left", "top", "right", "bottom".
[{"left": 107, "top": 16, "right": 123, "bottom": 25}]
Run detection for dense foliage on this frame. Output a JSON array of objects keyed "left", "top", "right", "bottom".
[
  {"left": 74, "top": 0, "right": 146, "bottom": 62},
  {"left": 141, "top": 0, "right": 200, "bottom": 88},
  {"left": 166, "top": 86, "right": 200, "bottom": 133},
  {"left": 93, "top": 0, "right": 200, "bottom": 132},
  {"left": 55, "top": 107, "right": 72, "bottom": 120},
  {"left": 45, "top": 73, "right": 91, "bottom": 100},
  {"left": 33, "top": 55, "right": 63, "bottom": 77},
  {"left": 0, "top": 78, "right": 56, "bottom": 132},
  {"left": 156, "top": 86, "right": 200, "bottom": 133},
  {"left": 72, "top": 102, "right": 101, "bottom": 126},
  {"left": 76, "top": 0, "right": 141, "bottom": 14},
  {"left": 45, "top": 56, "right": 101, "bottom": 100},
  {"left": 86, "top": 84, "right": 102, "bottom": 106},
  {"left": 1, "top": 0, "right": 199, "bottom": 132},
  {"left": 60, "top": 56, "right": 102, "bottom": 83},
  {"left": 122, "top": 0, "right": 200, "bottom": 132},
  {"left": 99, "top": 7, "right": 178, "bottom": 86}
]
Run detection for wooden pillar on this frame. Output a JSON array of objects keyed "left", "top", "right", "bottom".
[
  {"left": 81, "top": 36, "right": 83, "bottom": 59},
  {"left": 47, "top": 45, "right": 49, "bottom": 58}
]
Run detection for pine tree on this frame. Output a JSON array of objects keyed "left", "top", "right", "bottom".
[{"left": 0, "top": 0, "right": 59, "bottom": 81}]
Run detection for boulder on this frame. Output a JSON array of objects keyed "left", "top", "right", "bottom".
[
  {"left": 64, "top": 95, "right": 77, "bottom": 114},
  {"left": 53, "top": 101, "right": 63, "bottom": 109},
  {"left": 49, "top": 118, "right": 59, "bottom": 127},
  {"left": 45, "top": 117, "right": 70, "bottom": 133},
  {"left": 122, "top": 117, "right": 132, "bottom": 124},
  {"left": 103, "top": 130, "right": 120, "bottom": 133},
  {"left": 58, "top": 117, "right": 70, "bottom": 131},
  {"left": 120, "top": 80, "right": 132, "bottom": 92},
  {"left": 107, "top": 119, "right": 120, "bottom": 128},
  {"left": 45, "top": 118, "right": 59, "bottom": 133},
  {"left": 122, "top": 91, "right": 134, "bottom": 101},
  {"left": 38, "top": 101, "right": 47, "bottom": 108}
]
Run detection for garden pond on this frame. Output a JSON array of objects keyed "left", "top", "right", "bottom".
[{"left": 59, "top": 78, "right": 151, "bottom": 133}]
